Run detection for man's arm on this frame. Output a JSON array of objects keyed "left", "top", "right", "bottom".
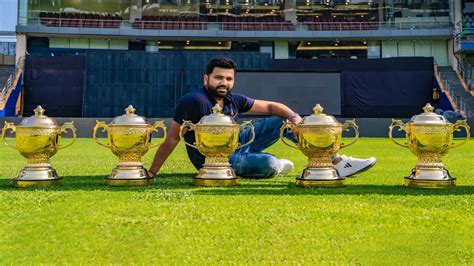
[
  {"left": 148, "top": 121, "right": 182, "bottom": 176},
  {"left": 248, "top": 99, "right": 303, "bottom": 124}
]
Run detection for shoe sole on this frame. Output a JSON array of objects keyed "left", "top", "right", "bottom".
[{"left": 345, "top": 160, "right": 377, "bottom": 178}]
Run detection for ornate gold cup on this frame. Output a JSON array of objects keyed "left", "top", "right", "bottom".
[
  {"left": 280, "top": 104, "right": 359, "bottom": 187},
  {"left": 93, "top": 105, "right": 166, "bottom": 186},
  {"left": 1, "top": 106, "right": 76, "bottom": 187},
  {"left": 389, "top": 103, "right": 470, "bottom": 188},
  {"left": 180, "top": 104, "right": 255, "bottom": 187}
]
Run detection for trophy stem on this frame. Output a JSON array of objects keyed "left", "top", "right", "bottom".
[
  {"left": 203, "top": 156, "right": 231, "bottom": 168},
  {"left": 307, "top": 157, "right": 333, "bottom": 168},
  {"left": 25, "top": 157, "right": 51, "bottom": 167},
  {"left": 416, "top": 162, "right": 445, "bottom": 168}
]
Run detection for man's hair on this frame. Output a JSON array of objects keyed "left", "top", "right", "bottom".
[{"left": 205, "top": 58, "right": 237, "bottom": 75}]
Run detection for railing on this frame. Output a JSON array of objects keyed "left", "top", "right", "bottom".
[
  {"left": 19, "top": 16, "right": 453, "bottom": 31},
  {"left": 0, "top": 76, "right": 14, "bottom": 105},
  {"left": 132, "top": 20, "right": 207, "bottom": 30},
  {"left": 0, "top": 56, "right": 24, "bottom": 108},
  {"left": 457, "top": 58, "right": 474, "bottom": 91},
  {"left": 38, "top": 17, "right": 121, "bottom": 29},
  {"left": 300, "top": 21, "right": 452, "bottom": 31},
  {"left": 435, "top": 65, "right": 472, "bottom": 118},
  {"left": 221, "top": 21, "right": 294, "bottom": 31},
  {"left": 457, "top": 25, "right": 474, "bottom": 36}
]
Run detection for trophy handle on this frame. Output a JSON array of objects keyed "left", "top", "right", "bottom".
[
  {"left": 451, "top": 119, "right": 470, "bottom": 149},
  {"left": 57, "top": 122, "right": 77, "bottom": 149},
  {"left": 1, "top": 122, "right": 17, "bottom": 149},
  {"left": 237, "top": 121, "right": 255, "bottom": 148},
  {"left": 389, "top": 119, "right": 409, "bottom": 148},
  {"left": 280, "top": 121, "right": 298, "bottom": 149},
  {"left": 340, "top": 119, "right": 359, "bottom": 148},
  {"left": 93, "top": 120, "right": 110, "bottom": 148},
  {"left": 179, "top": 120, "right": 198, "bottom": 149},
  {"left": 149, "top": 120, "right": 167, "bottom": 149}
]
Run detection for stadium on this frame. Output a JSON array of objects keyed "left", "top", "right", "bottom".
[{"left": 0, "top": 0, "right": 473, "bottom": 264}]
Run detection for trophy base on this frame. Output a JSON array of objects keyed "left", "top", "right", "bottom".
[
  {"left": 404, "top": 168, "right": 456, "bottom": 189},
  {"left": 13, "top": 167, "right": 62, "bottom": 188},
  {"left": 193, "top": 167, "right": 239, "bottom": 187},
  {"left": 296, "top": 168, "right": 345, "bottom": 188},
  {"left": 106, "top": 167, "right": 154, "bottom": 186}
]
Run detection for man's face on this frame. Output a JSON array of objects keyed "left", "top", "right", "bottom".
[{"left": 204, "top": 67, "right": 235, "bottom": 99}]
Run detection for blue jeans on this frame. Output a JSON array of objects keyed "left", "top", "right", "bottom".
[{"left": 229, "top": 116, "right": 295, "bottom": 178}]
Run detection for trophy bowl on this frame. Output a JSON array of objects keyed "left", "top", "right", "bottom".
[
  {"left": 180, "top": 104, "right": 254, "bottom": 187},
  {"left": 281, "top": 104, "right": 359, "bottom": 188},
  {"left": 1, "top": 106, "right": 76, "bottom": 187},
  {"left": 389, "top": 103, "right": 470, "bottom": 188},
  {"left": 93, "top": 105, "right": 166, "bottom": 186}
]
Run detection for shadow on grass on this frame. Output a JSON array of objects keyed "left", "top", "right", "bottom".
[
  {"left": 0, "top": 173, "right": 195, "bottom": 191},
  {"left": 193, "top": 183, "right": 474, "bottom": 196},
  {"left": 1, "top": 173, "right": 474, "bottom": 195}
]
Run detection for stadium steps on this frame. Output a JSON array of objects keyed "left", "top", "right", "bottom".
[
  {"left": 0, "top": 58, "right": 24, "bottom": 117},
  {"left": 438, "top": 66, "right": 474, "bottom": 117},
  {"left": 0, "top": 65, "right": 15, "bottom": 88}
]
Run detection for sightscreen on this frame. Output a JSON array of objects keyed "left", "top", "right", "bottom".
[{"left": 234, "top": 71, "right": 341, "bottom": 115}]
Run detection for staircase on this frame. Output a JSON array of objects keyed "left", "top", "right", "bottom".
[
  {"left": 0, "top": 57, "right": 24, "bottom": 117},
  {"left": 437, "top": 66, "right": 474, "bottom": 118},
  {"left": 0, "top": 65, "right": 15, "bottom": 88}
]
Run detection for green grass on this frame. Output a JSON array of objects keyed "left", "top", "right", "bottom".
[{"left": 1, "top": 138, "right": 473, "bottom": 264}]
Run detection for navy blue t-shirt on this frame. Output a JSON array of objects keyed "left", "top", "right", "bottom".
[{"left": 173, "top": 87, "right": 255, "bottom": 169}]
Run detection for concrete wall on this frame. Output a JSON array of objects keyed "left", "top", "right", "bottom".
[
  {"left": 2, "top": 117, "right": 472, "bottom": 138},
  {"left": 49, "top": 37, "right": 128, "bottom": 50},
  {"left": 381, "top": 40, "right": 448, "bottom": 66},
  {"left": 274, "top": 41, "right": 289, "bottom": 59}
]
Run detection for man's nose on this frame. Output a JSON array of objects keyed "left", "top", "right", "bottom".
[{"left": 219, "top": 80, "right": 228, "bottom": 87}]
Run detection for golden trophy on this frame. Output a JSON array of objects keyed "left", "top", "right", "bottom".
[
  {"left": 280, "top": 104, "right": 359, "bottom": 187},
  {"left": 93, "top": 105, "right": 166, "bottom": 186},
  {"left": 389, "top": 103, "right": 470, "bottom": 188},
  {"left": 180, "top": 104, "right": 255, "bottom": 186},
  {"left": 2, "top": 106, "right": 76, "bottom": 187}
]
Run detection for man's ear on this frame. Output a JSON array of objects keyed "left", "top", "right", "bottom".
[{"left": 203, "top": 74, "right": 209, "bottom": 86}]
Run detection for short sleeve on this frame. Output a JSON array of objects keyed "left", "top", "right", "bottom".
[
  {"left": 232, "top": 93, "right": 255, "bottom": 114},
  {"left": 173, "top": 95, "right": 202, "bottom": 124}
]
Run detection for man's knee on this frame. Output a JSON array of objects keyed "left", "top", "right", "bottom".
[
  {"left": 264, "top": 116, "right": 284, "bottom": 129},
  {"left": 234, "top": 154, "right": 280, "bottom": 179}
]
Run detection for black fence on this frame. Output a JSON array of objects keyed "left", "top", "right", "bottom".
[
  {"left": 24, "top": 56, "right": 85, "bottom": 117},
  {"left": 272, "top": 57, "right": 434, "bottom": 117},
  {"left": 23, "top": 53, "right": 434, "bottom": 118},
  {"left": 83, "top": 51, "right": 271, "bottom": 117}
]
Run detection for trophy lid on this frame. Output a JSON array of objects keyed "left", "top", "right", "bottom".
[
  {"left": 300, "top": 104, "right": 340, "bottom": 126},
  {"left": 199, "top": 104, "right": 235, "bottom": 125},
  {"left": 410, "top": 103, "right": 449, "bottom": 125},
  {"left": 19, "top": 106, "right": 58, "bottom": 128},
  {"left": 110, "top": 105, "right": 149, "bottom": 126}
]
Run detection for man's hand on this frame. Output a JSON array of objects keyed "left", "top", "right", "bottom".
[
  {"left": 249, "top": 100, "right": 302, "bottom": 124},
  {"left": 147, "top": 169, "right": 156, "bottom": 178},
  {"left": 288, "top": 113, "right": 303, "bottom": 124},
  {"left": 147, "top": 121, "right": 182, "bottom": 177}
]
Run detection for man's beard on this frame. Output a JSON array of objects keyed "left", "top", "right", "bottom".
[{"left": 207, "top": 84, "right": 231, "bottom": 98}]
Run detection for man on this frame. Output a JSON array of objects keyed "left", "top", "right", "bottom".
[{"left": 148, "top": 58, "right": 376, "bottom": 178}]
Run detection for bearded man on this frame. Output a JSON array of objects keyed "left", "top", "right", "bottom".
[{"left": 148, "top": 58, "right": 376, "bottom": 178}]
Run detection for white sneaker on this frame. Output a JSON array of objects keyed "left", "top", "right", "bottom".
[
  {"left": 333, "top": 155, "right": 376, "bottom": 178},
  {"left": 277, "top": 159, "right": 294, "bottom": 175}
]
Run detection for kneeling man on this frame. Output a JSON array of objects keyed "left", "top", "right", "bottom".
[{"left": 148, "top": 58, "right": 376, "bottom": 178}]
